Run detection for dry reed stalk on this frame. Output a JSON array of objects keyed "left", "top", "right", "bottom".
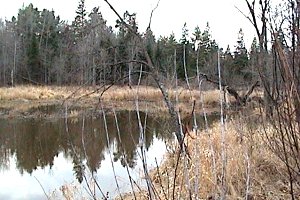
[{"left": 149, "top": 119, "right": 296, "bottom": 199}]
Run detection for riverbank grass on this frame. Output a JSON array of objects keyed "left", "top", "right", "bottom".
[
  {"left": 0, "top": 85, "right": 222, "bottom": 103},
  {"left": 116, "top": 118, "right": 294, "bottom": 199},
  {"left": 0, "top": 85, "right": 227, "bottom": 118}
]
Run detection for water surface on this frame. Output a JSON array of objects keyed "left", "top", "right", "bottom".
[
  {"left": 0, "top": 109, "right": 218, "bottom": 199},
  {"left": 0, "top": 110, "right": 174, "bottom": 199}
]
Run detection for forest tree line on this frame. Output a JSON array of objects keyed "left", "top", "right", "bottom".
[{"left": 0, "top": 1, "right": 265, "bottom": 87}]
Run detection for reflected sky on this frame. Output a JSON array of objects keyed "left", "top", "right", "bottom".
[
  {"left": 0, "top": 110, "right": 173, "bottom": 199},
  {"left": 0, "top": 109, "right": 218, "bottom": 199},
  {"left": 0, "top": 137, "right": 167, "bottom": 199}
]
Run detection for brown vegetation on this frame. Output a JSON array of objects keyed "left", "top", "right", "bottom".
[
  {"left": 0, "top": 85, "right": 243, "bottom": 118},
  {"left": 122, "top": 117, "right": 299, "bottom": 199}
]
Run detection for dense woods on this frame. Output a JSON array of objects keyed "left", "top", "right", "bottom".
[{"left": 0, "top": 1, "right": 255, "bottom": 87}]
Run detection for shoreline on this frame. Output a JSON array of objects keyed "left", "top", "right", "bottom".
[{"left": 0, "top": 85, "right": 223, "bottom": 119}]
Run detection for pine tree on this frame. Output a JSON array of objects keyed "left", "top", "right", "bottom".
[
  {"left": 27, "top": 34, "right": 41, "bottom": 82},
  {"left": 39, "top": 9, "right": 60, "bottom": 83},
  {"left": 233, "top": 28, "right": 249, "bottom": 76},
  {"left": 222, "top": 45, "right": 234, "bottom": 84},
  {"left": 73, "top": 0, "right": 87, "bottom": 40},
  {"left": 192, "top": 26, "right": 201, "bottom": 50},
  {"left": 87, "top": 7, "right": 114, "bottom": 84},
  {"left": 17, "top": 3, "right": 42, "bottom": 83},
  {"left": 145, "top": 28, "right": 156, "bottom": 62},
  {"left": 249, "top": 37, "right": 260, "bottom": 81},
  {"left": 177, "top": 23, "right": 190, "bottom": 79},
  {"left": 180, "top": 22, "right": 189, "bottom": 45},
  {"left": 196, "top": 23, "right": 218, "bottom": 75},
  {"left": 115, "top": 11, "right": 139, "bottom": 85}
]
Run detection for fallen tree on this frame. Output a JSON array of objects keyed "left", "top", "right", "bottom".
[{"left": 199, "top": 72, "right": 260, "bottom": 106}]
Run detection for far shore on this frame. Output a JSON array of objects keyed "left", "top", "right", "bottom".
[{"left": 0, "top": 85, "right": 253, "bottom": 119}]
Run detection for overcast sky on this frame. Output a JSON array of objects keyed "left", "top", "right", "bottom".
[{"left": 0, "top": 0, "right": 257, "bottom": 49}]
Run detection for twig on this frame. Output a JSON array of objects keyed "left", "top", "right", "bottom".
[
  {"left": 218, "top": 49, "right": 227, "bottom": 200},
  {"left": 103, "top": 0, "right": 184, "bottom": 145},
  {"left": 196, "top": 49, "right": 217, "bottom": 196},
  {"left": 194, "top": 47, "right": 201, "bottom": 199},
  {"left": 172, "top": 147, "right": 183, "bottom": 200},
  {"left": 147, "top": 0, "right": 161, "bottom": 29},
  {"left": 65, "top": 102, "right": 106, "bottom": 199},
  {"left": 112, "top": 108, "right": 138, "bottom": 200},
  {"left": 134, "top": 66, "right": 162, "bottom": 200},
  {"left": 234, "top": 5, "right": 255, "bottom": 27},
  {"left": 155, "top": 158, "right": 168, "bottom": 199},
  {"left": 100, "top": 101, "right": 124, "bottom": 200},
  {"left": 81, "top": 116, "right": 97, "bottom": 199},
  {"left": 34, "top": 176, "right": 50, "bottom": 200}
]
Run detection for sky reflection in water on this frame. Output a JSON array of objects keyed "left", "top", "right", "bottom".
[{"left": 0, "top": 110, "right": 173, "bottom": 199}]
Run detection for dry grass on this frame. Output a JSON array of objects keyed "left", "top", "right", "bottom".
[
  {"left": 0, "top": 85, "right": 221, "bottom": 104},
  {"left": 100, "top": 85, "right": 221, "bottom": 105},
  {"left": 0, "top": 85, "right": 225, "bottom": 118},
  {"left": 0, "top": 85, "right": 71, "bottom": 100},
  {"left": 146, "top": 118, "right": 298, "bottom": 200}
]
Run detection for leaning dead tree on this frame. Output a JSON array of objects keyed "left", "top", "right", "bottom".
[
  {"left": 103, "top": 0, "right": 184, "bottom": 144},
  {"left": 200, "top": 72, "right": 259, "bottom": 106}
]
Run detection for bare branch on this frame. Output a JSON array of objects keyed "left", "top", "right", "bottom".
[
  {"left": 34, "top": 176, "right": 50, "bottom": 200},
  {"left": 235, "top": 5, "right": 255, "bottom": 26},
  {"left": 147, "top": 0, "right": 161, "bottom": 30},
  {"left": 103, "top": 0, "right": 183, "bottom": 144},
  {"left": 244, "top": 0, "right": 262, "bottom": 40},
  {"left": 103, "top": 0, "right": 140, "bottom": 38}
]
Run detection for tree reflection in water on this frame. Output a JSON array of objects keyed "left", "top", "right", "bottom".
[
  {"left": 0, "top": 110, "right": 175, "bottom": 183},
  {"left": 0, "top": 109, "right": 219, "bottom": 193}
]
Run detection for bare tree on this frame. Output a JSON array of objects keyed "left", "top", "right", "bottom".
[
  {"left": 103, "top": 0, "right": 184, "bottom": 145},
  {"left": 244, "top": 0, "right": 274, "bottom": 115},
  {"left": 244, "top": 1, "right": 300, "bottom": 198}
]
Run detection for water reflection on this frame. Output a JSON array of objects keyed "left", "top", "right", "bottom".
[
  {"left": 0, "top": 111, "right": 174, "bottom": 178},
  {"left": 0, "top": 110, "right": 219, "bottom": 199}
]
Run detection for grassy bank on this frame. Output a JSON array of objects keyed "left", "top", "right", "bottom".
[
  {"left": 0, "top": 85, "right": 221, "bottom": 103},
  {"left": 114, "top": 115, "right": 298, "bottom": 199},
  {"left": 0, "top": 85, "right": 228, "bottom": 118}
]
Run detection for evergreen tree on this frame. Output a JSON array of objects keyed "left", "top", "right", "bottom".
[
  {"left": 115, "top": 11, "right": 139, "bottom": 85},
  {"left": 27, "top": 34, "right": 40, "bottom": 82},
  {"left": 177, "top": 23, "right": 192, "bottom": 79},
  {"left": 145, "top": 28, "right": 156, "bottom": 63},
  {"left": 192, "top": 26, "right": 201, "bottom": 50},
  {"left": 73, "top": 0, "right": 87, "bottom": 41},
  {"left": 180, "top": 22, "right": 189, "bottom": 45},
  {"left": 196, "top": 23, "right": 219, "bottom": 75},
  {"left": 233, "top": 28, "right": 249, "bottom": 78},
  {"left": 39, "top": 9, "right": 60, "bottom": 83},
  {"left": 222, "top": 45, "right": 234, "bottom": 84},
  {"left": 155, "top": 34, "right": 177, "bottom": 80},
  {"left": 16, "top": 3, "right": 42, "bottom": 83},
  {"left": 249, "top": 37, "right": 260, "bottom": 81},
  {"left": 86, "top": 7, "right": 115, "bottom": 84}
]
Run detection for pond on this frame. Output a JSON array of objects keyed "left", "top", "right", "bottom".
[{"left": 0, "top": 109, "right": 219, "bottom": 199}]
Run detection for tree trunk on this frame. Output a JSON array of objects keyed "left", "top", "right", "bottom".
[{"left": 92, "top": 56, "right": 96, "bottom": 86}]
